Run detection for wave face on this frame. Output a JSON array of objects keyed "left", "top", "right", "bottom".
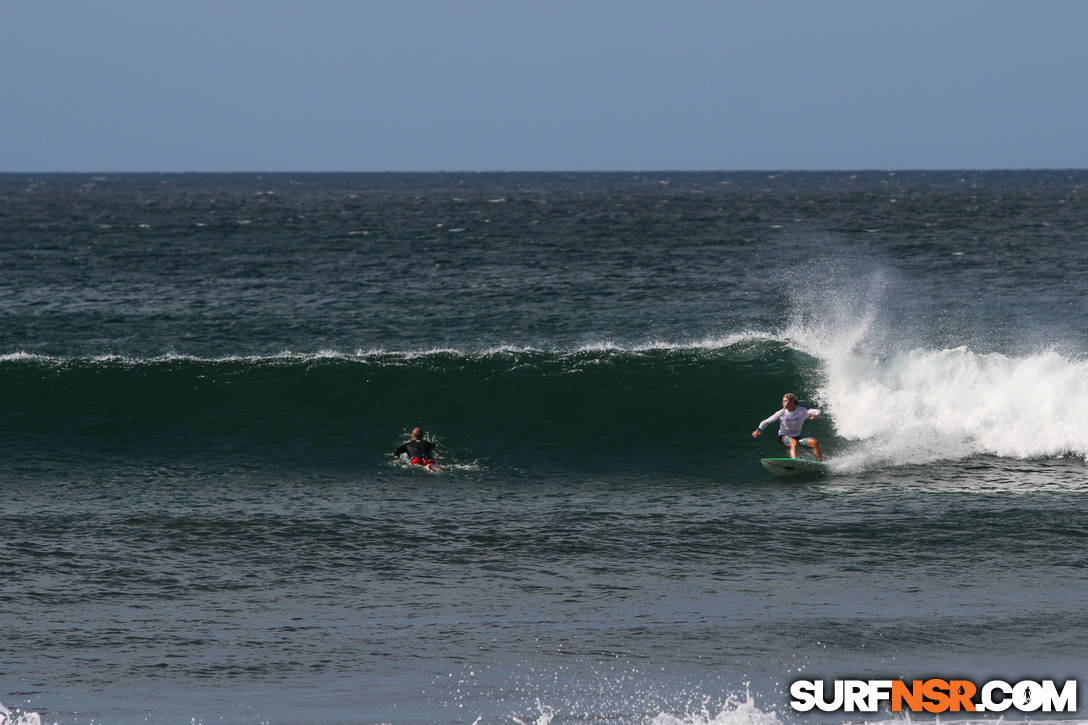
[
  {"left": 5, "top": 329, "right": 1086, "bottom": 475},
  {"left": 0, "top": 341, "right": 816, "bottom": 474}
]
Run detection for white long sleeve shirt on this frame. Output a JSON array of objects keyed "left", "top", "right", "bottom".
[{"left": 758, "top": 406, "right": 820, "bottom": 437}]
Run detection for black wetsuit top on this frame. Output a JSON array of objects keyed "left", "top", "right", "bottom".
[{"left": 394, "top": 440, "right": 435, "bottom": 459}]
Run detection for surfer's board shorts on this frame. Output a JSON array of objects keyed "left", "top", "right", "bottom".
[
  {"left": 410, "top": 457, "right": 436, "bottom": 466},
  {"left": 780, "top": 434, "right": 812, "bottom": 447}
]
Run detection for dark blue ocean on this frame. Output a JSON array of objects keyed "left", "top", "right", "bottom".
[{"left": 1, "top": 171, "right": 1086, "bottom": 725}]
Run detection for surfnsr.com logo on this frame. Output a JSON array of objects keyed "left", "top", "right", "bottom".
[{"left": 790, "top": 679, "right": 1078, "bottom": 713}]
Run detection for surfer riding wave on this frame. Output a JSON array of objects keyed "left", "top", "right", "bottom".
[{"left": 752, "top": 393, "right": 823, "bottom": 461}]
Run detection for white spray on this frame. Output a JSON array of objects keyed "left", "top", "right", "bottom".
[{"left": 785, "top": 270, "right": 1088, "bottom": 467}]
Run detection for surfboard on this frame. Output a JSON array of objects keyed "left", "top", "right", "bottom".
[{"left": 760, "top": 457, "right": 828, "bottom": 477}]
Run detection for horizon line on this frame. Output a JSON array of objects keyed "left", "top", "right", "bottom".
[{"left": 2, "top": 167, "right": 1086, "bottom": 175}]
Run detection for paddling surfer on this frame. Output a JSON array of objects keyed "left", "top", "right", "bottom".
[
  {"left": 752, "top": 393, "right": 823, "bottom": 461},
  {"left": 394, "top": 427, "right": 444, "bottom": 472}
]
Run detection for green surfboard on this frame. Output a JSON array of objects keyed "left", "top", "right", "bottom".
[{"left": 760, "top": 457, "right": 829, "bottom": 477}]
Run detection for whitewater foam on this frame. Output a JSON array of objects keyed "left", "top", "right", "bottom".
[
  {"left": 819, "top": 345, "right": 1088, "bottom": 465},
  {"left": 651, "top": 692, "right": 784, "bottom": 725},
  {"left": 782, "top": 268, "right": 1088, "bottom": 467},
  {"left": 0, "top": 702, "right": 41, "bottom": 725}
]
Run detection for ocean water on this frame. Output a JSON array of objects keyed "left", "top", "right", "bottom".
[{"left": 1, "top": 171, "right": 1086, "bottom": 725}]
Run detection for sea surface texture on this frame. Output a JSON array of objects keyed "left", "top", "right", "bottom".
[{"left": 1, "top": 172, "right": 1086, "bottom": 725}]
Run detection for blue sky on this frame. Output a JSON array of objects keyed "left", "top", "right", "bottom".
[{"left": 2, "top": 1, "right": 1086, "bottom": 171}]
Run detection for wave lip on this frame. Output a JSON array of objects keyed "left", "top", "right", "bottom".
[{"left": 0, "top": 331, "right": 786, "bottom": 365}]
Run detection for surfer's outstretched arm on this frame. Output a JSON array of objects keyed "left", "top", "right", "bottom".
[{"left": 753, "top": 409, "right": 782, "bottom": 438}]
